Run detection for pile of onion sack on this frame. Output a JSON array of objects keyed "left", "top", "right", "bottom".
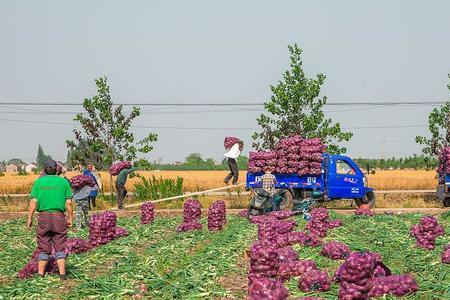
[
  {"left": 410, "top": 216, "right": 445, "bottom": 250},
  {"left": 177, "top": 199, "right": 202, "bottom": 232},
  {"left": 354, "top": 207, "right": 374, "bottom": 217},
  {"left": 89, "top": 211, "right": 129, "bottom": 247},
  {"left": 336, "top": 251, "right": 377, "bottom": 299},
  {"left": 278, "top": 260, "right": 317, "bottom": 282},
  {"left": 248, "top": 135, "right": 326, "bottom": 175},
  {"left": 109, "top": 161, "right": 132, "bottom": 176},
  {"left": 437, "top": 146, "right": 450, "bottom": 183},
  {"left": 442, "top": 244, "right": 450, "bottom": 264},
  {"left": 305, "top": 208, "right": 342, "bottom": 238},
  {"left": 207, "top": 200, "right": 227, "bottom": 231},
  {"left": 19, "top": 238, "right": 93, "bottom": 279},
  {"left": 224, "top": 136, "right": 243, "bottom": 150},
  {"left": 70, "top": 174, "right": 96, "bottom": 189},
  {"left": 320, "top": 241, "right": 350, "bottom": 260},
  {"left": 140, "top": 201, "right": 155, "bottom": 224}
]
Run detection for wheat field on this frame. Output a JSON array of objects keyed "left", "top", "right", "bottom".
[{"left": 0, "top": 170, "right": 437, "bottom": 195}]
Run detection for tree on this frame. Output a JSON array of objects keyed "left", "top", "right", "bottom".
[
  {"left": 416, "top": 75, "right": 450, "bottom": 156},
  {"left": 252, "top": 44, "right": 353, "bottom": 154},
  {"left": 65, "top": 151, "right": 73, "bottom": 170},
  {"left": 36, "top": 145, "right": 52, "bottom": 169},
  {"left": 66, "top": 77, "right": 158, "bottom": 170}
]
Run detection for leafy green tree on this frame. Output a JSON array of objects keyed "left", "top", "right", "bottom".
[
  {"left": 252, "top": 44, "right": 353, "bottom": 154},
  {"left": 416, "top": 75, "right": 450, "bottom": 156},
  {"left": 8, "top": 158, "right": 25, "bottom": 165},
  {"left": 66, "top": 77, "right": 158, "bottom": 170}
]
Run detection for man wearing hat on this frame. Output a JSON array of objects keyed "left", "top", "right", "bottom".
[{"left": 27, "top": 159, "right": 74, "bottom": 280}]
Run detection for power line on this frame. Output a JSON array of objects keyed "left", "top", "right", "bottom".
[
  {"left": 0, "top": 101, "right": 446, "bottom": 106},
  {"left": 0, "top": 117, "right": 429, "bottom": 131}
]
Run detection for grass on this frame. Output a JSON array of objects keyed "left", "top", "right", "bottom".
[
  {"left": 0, "top": 212, "right": 449, "bottom": 299},
  {"left": 0, "top": 170, "right": 438, "bottom": 195}
]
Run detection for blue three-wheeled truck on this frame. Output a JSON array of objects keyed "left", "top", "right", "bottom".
[{"left": 246, "top": 153, "right": 375, "bottom": 215}]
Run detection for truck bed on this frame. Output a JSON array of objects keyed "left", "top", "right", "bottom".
[{"left": 246, "top": 172, "right": 324, "bottom": 190}]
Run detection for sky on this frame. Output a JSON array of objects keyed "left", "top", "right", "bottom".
[{"left": 1, "top": 0, "right": 450, "bottom": 163}]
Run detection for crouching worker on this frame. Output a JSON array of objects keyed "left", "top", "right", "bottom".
[
  {"left": 260, "top": 167, "right": 278, "bottom": 211},
  {"left": 73, "top": 185, "right": 93, "bottom": 229},
  {"left": 27, "top": 159, "right": 73, "bottom": 280}
]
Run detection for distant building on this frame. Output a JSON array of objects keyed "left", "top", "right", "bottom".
[
  {"left": 213, "top": 161, "right": 221, "bottom": 166},
  {"left": 5, "top": 164, "right": 18, "bottom": 173},
  {"left": 25, "top": 163, "right": 37, "bottom": 173},
  {"left": 174, "top": 161, "right": 183, "bottom": 166}
]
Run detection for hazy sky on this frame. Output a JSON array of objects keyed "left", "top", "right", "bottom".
[{"left": 1, "top": 0, "right": 450, "bottom": 163}]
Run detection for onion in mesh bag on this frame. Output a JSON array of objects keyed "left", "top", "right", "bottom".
[
  {"left": 70, "top": 174, "right": 96, "bottom": 189},
  {"left": 208, "top": 200, "right": 227, "bottom": 231},
  {"left": 298, "top": 270, "right": 331, "bottom": 292},
  {"left": 248, "top": 274, "right": 289, "bottom": 300},
  {"left": 141, "top": 201, "right": 155, "bottom": 224},
  {"left": 109, "top": 161, "right": 132, "bottom": 176},
  {"left": 369, "top": 274, "right": 418, "bottom": 297},
  {"left": 320, "top": 241, "right": 350, "bottom": 260},
  {"left": 224, "top": 136, "right": 242, "bottom": 150},
  {"left": 355, "top": 208, "right": 374, "bottom": 216},
  {"left": 177, "top": 221, "right": 202, "bottom": 232},
  {"left": 278, "top": 260, "right": 317, "bottom": 281}
]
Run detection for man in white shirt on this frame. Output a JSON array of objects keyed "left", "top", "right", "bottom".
[{"left": 224, "top": 140, "right": 243, "bottom": 185}]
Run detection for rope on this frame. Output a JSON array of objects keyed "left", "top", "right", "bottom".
[{"left": 110, "top": 183, "right": 246, "bottom": 211}]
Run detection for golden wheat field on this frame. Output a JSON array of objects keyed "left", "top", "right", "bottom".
[{"left": 0, "top": 169, "right": 438, "bottom": 195}]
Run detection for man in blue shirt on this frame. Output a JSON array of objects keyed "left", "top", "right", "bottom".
[{"left": 83, "top": 164, "right": 99, "bottom": 209}]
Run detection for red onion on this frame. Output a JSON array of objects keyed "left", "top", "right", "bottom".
[
  {"left": 176, "top": 221, "right": 202, "bottom": 232},
  {"left": 277, "top": 247, "right": 299, "bottom": 263}
]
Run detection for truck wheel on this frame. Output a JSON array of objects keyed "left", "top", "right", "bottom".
[
  {"left": 279, "top": 190, "right": 293, "bottom": 211},
  {"left": 444, "top": 198, "right": 450, "bottom": 208},
  {"left": 355, "top": 191, "right": 376, "bottom": 208}
]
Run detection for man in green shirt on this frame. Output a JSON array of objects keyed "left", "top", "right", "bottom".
[
  {"left": 28, "top": 159, "right": 74, "bottom": 280},
  {"left": 116, "top": 166, "right": 137, "bottom": 209}
]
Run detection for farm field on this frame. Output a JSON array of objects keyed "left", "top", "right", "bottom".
[
  {"left": 0, "top": 170, "right": 438, "bottom": 195},
  {"left": 0, "top": 212, "right": 449, "bottom": 299}
]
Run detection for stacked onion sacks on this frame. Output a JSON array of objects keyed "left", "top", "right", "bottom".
[
  {"left": 70, "top": 174, "right": 96, "bottom": 189},
  {"left": 140, "top": 201, "right": 155, "bottom": 224},
  {"left": 410, "top": 216, "right": 445, "bottom": 250},
  {"left": 177, "top": 199, "right": 203, "bottom": 232},
  {"left": 320, "top": 241, "right": 351, "bottom": 260},
  {"left": 109, "top": 161, "right": 132, "bottom": 176},
  {"left": 248, "top": 135, "right": 326, "bottom": 175},
  {"left": 89, "top": 211, "right": 128, "bottom": 247},
  {"left": 208, "top": 200, "right": 227, "bottom": 231},
  {"left": 306, "top": 208, "right": 342, "bottom": 238},
  {"left": 278, "top": 260, "right": 317, "bottom": 282},
  {"left": 441, "top": 244, "right": 450, "bottom": 264},
  {"left": 337, "top": 252, "right": 377, "bottom": 300}
]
